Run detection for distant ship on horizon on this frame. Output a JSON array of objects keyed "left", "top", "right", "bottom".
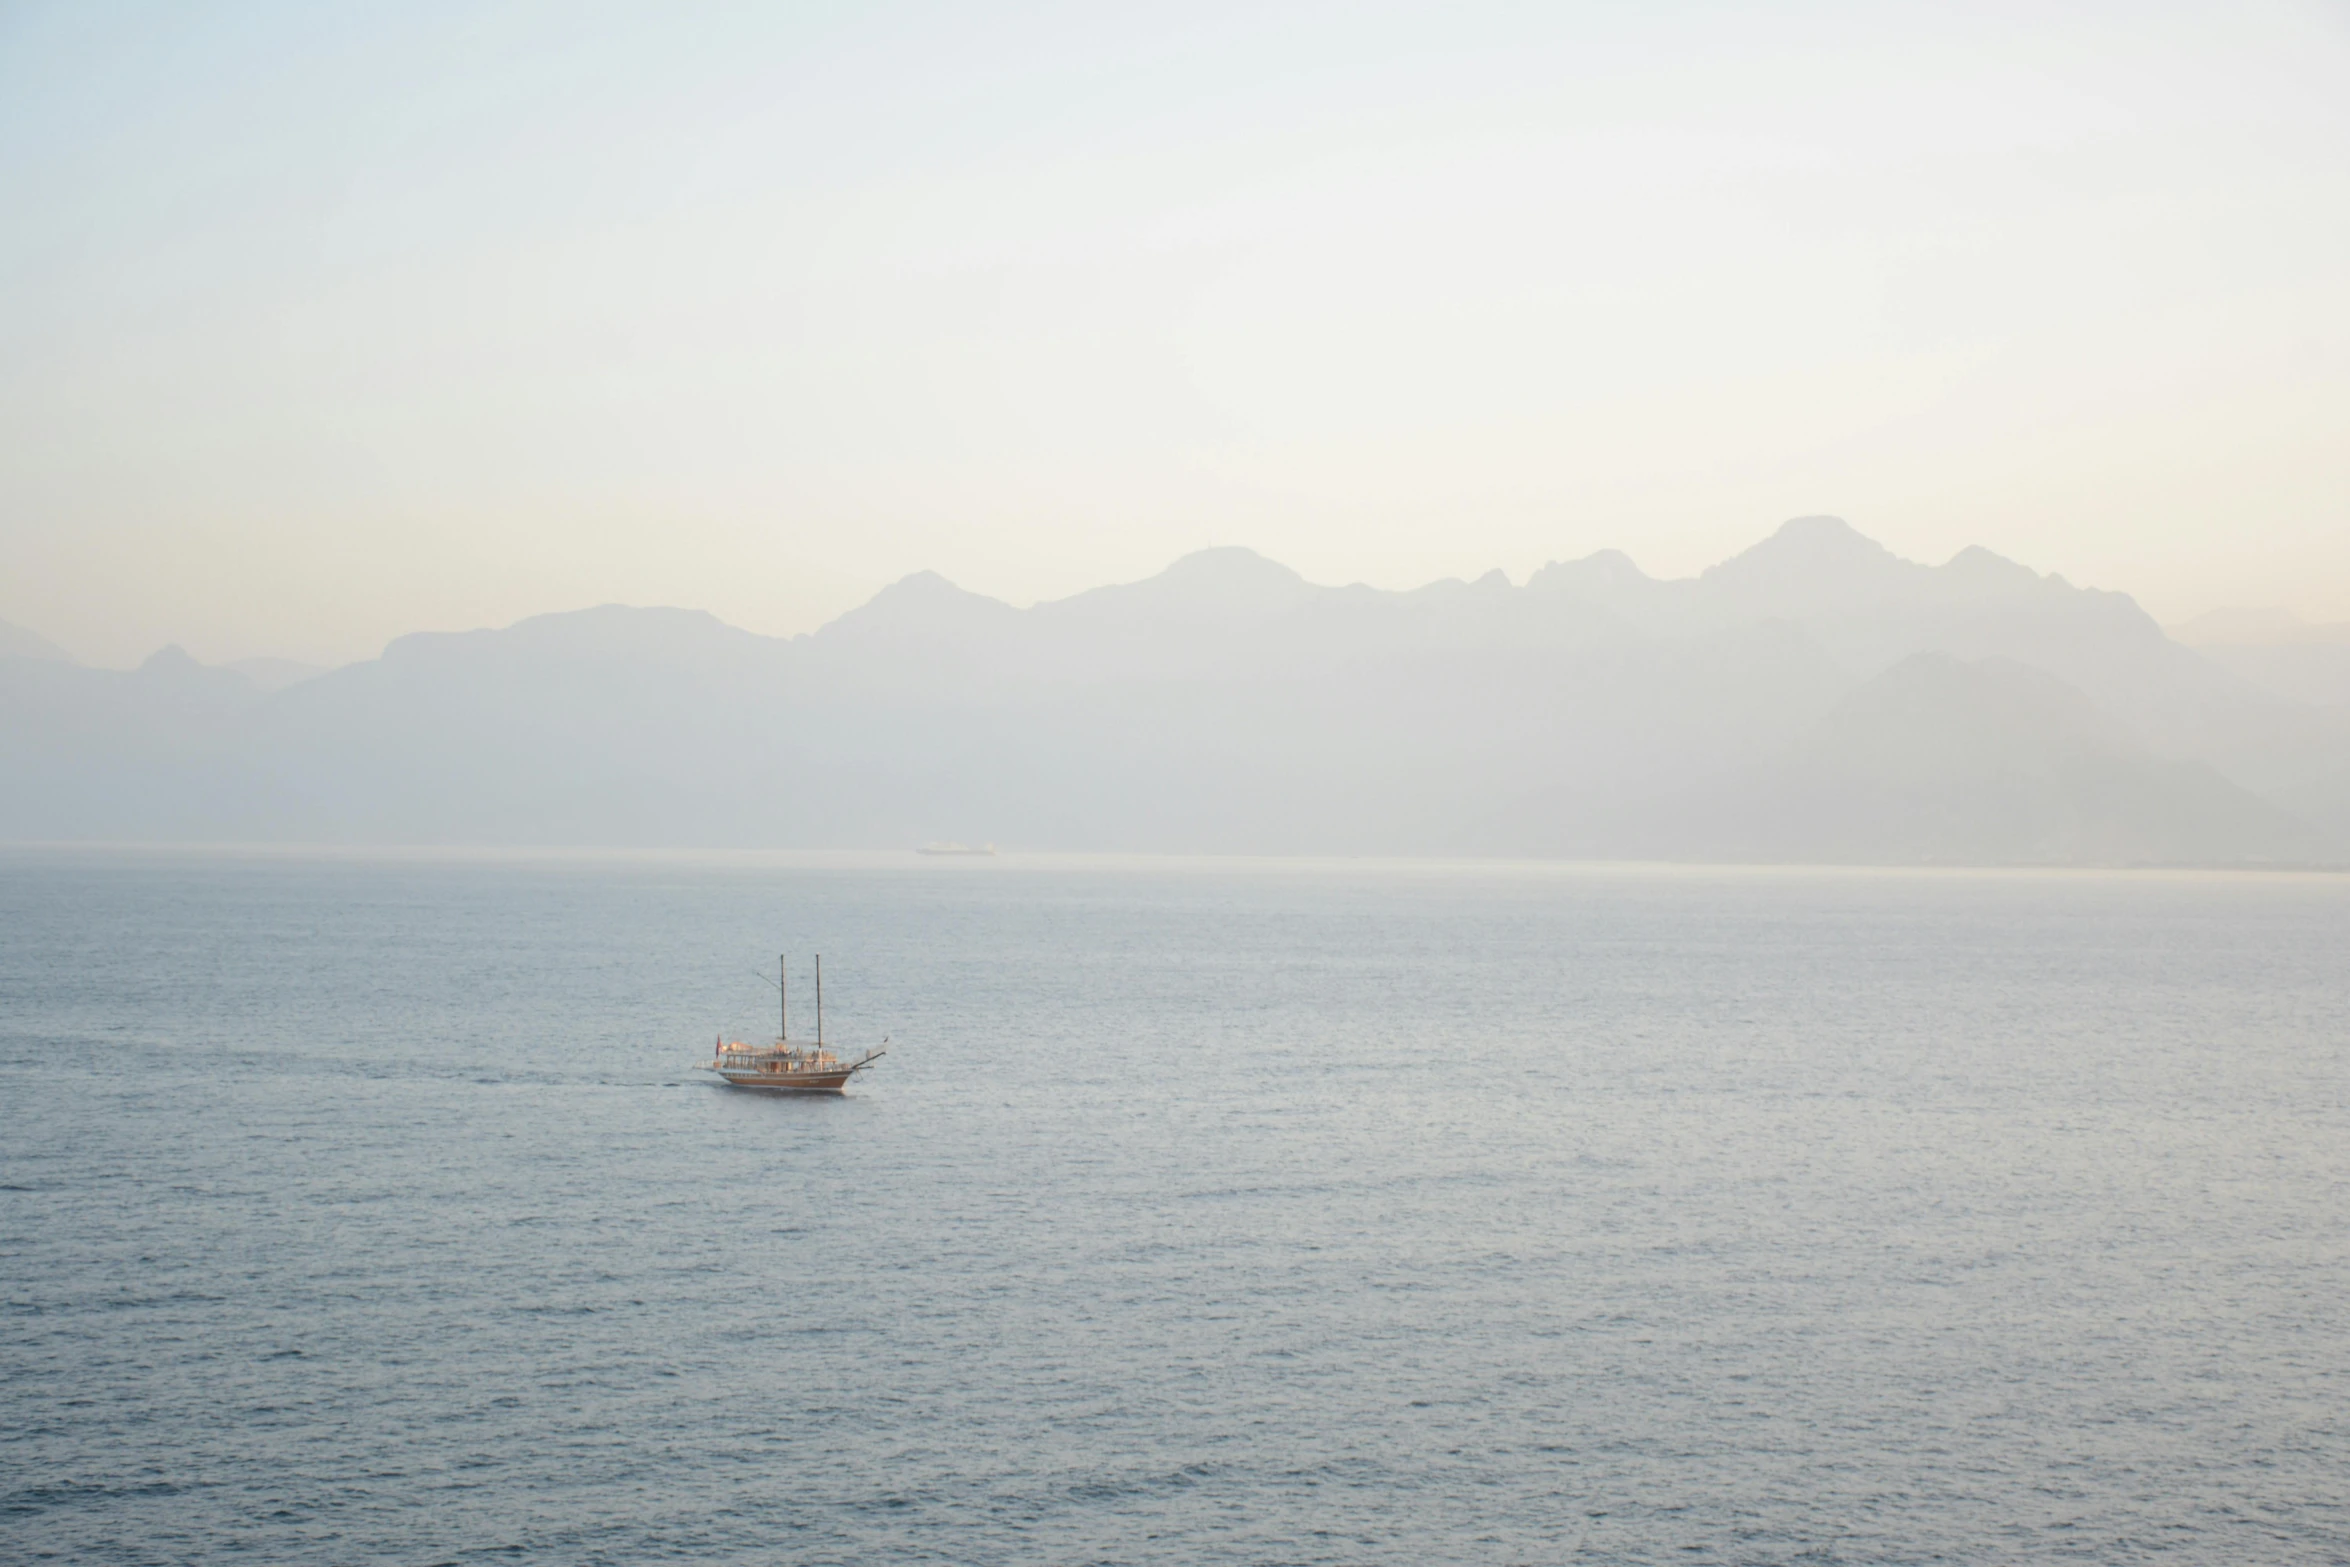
[{"left": 916, "top": 842, "right": 997, "bottom": 856}]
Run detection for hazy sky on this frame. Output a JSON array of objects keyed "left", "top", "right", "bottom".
[{"left": 4, "top": 1, "right": 2347, "bottom": 667}]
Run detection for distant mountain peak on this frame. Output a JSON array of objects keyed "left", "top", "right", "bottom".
[
  {"left": 1694, "top": 516, "right": 1919, "bottom": 616},
  {"left": 875, "top": 569, "right": 969, "bottom": 597},
  {"left": 1044, "top": 546, "right": 1314, "bottom": 621},
  {"left": 518, "top": 603, "right": 729, "bottom": 631},
  {"left": 1168, "top": 544, "right": 1292, "bottom": 570},
  {"left": 500, "top": 604, "right": 759, "bottom": 650},
  {"left": 1940, "top": 544, "right": 2042, "bottom": 586},
  {"left": 379, "top": 604, "right": 777, "bottom": 672},
  {"left": 1525, "top": 548, "right": 1655, "bottom": 599},
  {"left": 1724, "top": 514, "right": 1897, "bottom": 568},
  {"left": 127, "top": 642, "right": 261, "bottom": 695},
  {"left": 1151, "top": 547, "right": 1309, "bottom": 593},
  {"left": 814, "top": 571, "right": 1019, "bottom": 648},
  {"left": 1581, "top": 547, "right": 1648, "bottom": 575},
  {"left": 1780, "top": 513, "right": 1868, "bottom": 537},
  {"left": 855, "top": 570, "right": 1014, "bottom": 613}
]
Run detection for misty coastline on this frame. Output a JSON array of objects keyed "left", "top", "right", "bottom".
[{"left": 7, "top": 517, "right": 2345, "bottom": 868}]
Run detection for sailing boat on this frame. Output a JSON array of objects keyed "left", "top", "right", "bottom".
[{"left": 701, "top": 954, "right": 887, "bottom": 1095}]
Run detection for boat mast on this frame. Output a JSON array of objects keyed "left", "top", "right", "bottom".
[
  {"left": 816, "top": 954, "right": 824, "bottom": 1047},
  {"left": 779, "top": 953, "right": 787, "bottom": 1043}
]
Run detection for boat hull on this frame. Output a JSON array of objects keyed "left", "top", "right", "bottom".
[{"left": 715, "top": 1068, "right": 858, "bottom": 1094}]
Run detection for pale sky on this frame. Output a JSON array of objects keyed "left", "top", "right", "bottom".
[{"left": 4, "top": 0, "right": 2348, "bottom": 667}]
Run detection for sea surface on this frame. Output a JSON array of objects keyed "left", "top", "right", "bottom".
[{"left": 3, "top": 848, "right": 2347, "bottom": 1566}]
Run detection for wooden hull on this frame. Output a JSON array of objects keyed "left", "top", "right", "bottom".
[
  {"left": 703, "top": 1041, "right": 881, "bottom": 1095},
  {"left": 715, "top": 1068, "right": 857, "bottom": 1094}
]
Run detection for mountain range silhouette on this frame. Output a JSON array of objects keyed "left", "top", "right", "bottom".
[{"left": 4, "top": 518, "right": 2345, "bottom": 863}]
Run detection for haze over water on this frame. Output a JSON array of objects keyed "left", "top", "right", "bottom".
[{"left": 4, "top": 848, "right": 2346, "bottom": 1564}]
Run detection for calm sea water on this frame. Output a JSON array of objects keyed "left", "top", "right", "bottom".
[{"left": 3, "top": 848, "right": 2347, "bottom": 1566}]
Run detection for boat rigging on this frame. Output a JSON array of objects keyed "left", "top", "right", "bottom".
[{"left": 700, "top": 953, "right": 887, "bottom": 1095}]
